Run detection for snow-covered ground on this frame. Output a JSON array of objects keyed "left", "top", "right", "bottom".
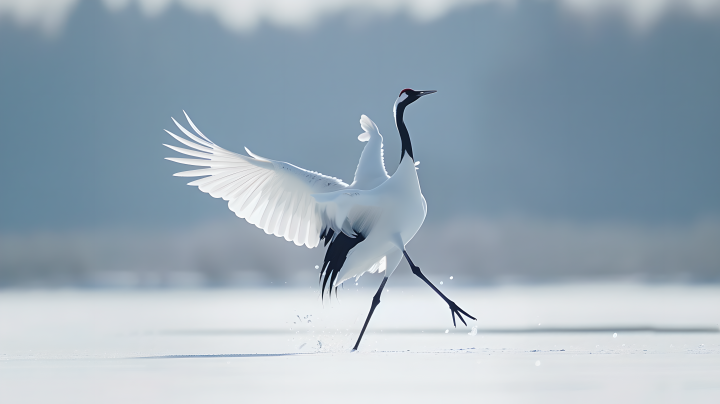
[{"left": 1, "top": 284, "right": 719, "bottom": 403}]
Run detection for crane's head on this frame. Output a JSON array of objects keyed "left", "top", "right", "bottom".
[
  {"left": 394, "top": 89, "right": 436, "bottom": 118},
  {"left": 395, "top": 88, "right": 436, "bottom": 107}
]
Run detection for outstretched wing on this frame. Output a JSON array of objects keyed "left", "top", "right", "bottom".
[{"left": 164, "top": 112, "right": 348, "bottom": 248}]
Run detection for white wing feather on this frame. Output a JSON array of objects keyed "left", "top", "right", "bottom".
[
  {"left": 350, "top": 115, "right": 389, "bottom": 190},
  {"left": 164, "top": 112, "right": 348, "bottom": 248}
]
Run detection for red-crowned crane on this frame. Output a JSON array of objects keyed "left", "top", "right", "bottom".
[{"left": 164, "top": 89, "right": 475, "bottom": 350}]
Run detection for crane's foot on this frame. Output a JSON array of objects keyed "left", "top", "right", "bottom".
[
  {"left": 448, "top": 300, "right": 476, "bottom": 327},
  {"left": 402, "top": 250, "right": 476, "bottom": 328}
]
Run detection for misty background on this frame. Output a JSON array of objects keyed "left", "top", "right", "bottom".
[{"left": 1, "top": 0, "right": 719, "bottom": 287}]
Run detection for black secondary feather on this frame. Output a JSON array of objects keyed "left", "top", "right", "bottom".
[{"left": 319, "top": 229, "right": 366, "bottom": 299}]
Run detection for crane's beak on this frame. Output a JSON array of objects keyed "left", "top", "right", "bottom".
[{"left": 418, "top": 90, "right": 437, "bottom": 97}]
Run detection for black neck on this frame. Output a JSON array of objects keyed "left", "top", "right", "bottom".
[{"left": 396, "top": 102, "right": 414, "bottom": 162}]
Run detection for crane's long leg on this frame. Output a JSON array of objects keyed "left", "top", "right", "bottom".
[
  {"left": 352, "top": 276, "right": 388, "bottom": 351},
  {"left": 403, "top": 250, "right": 476, "bottom": 327}
]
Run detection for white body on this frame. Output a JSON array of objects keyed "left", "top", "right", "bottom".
[{"left": 318, "top": 155, "right": 427, "bottom": 284}]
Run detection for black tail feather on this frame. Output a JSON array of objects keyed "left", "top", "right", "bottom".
[{"left": 318, "top": 229, "right": 366, "bottom": 299}]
